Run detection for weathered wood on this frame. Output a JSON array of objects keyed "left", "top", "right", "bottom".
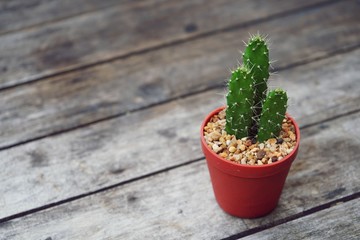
[
  {"left": 1, "top": 112, "right": 359, "bottom": 239},
  {"left": 0, "top": 49, "right": 359, "bottom": 219},
  {"left": 0, "top": 0, "right": 120, "bottom": 35},
  {"left": 0, "top": 0, "right": 337, "bottom": 88},
  {"left": 1, "top": 1, "right": 359, "bottom": 149},
  {"left": 243, "top": 200, "right": 360, "bottom": 240}
]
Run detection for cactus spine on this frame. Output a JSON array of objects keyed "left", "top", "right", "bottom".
[{"left": 225, "top": 34, "right": 288, "bottom": 142}]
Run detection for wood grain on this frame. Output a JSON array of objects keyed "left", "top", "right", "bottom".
[
  {"left": 1, "top": 112, "right": 359, "bottom": 239},
  {"left": 0, "top": 49, "right": 359, "bottom": 219},
  {"left": 0, "top": 0, "right": 120, "bottom": 35},
  {"left": 1, "top": 1, "right": 359, "bottom": 149},
  {"left": 0, "top": 0, "right": 333, "bottom": 89},
  {"left": 243, "top": 200, "right": 360, "bottom": 240}
]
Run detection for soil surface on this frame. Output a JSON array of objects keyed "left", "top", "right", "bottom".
[{"left": 203, "top": 109, "right": 297, "bottom": 165}]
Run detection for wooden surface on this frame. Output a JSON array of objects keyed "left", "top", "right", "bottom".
[{"left": 0, "top": 0, "right": 359, "bottom": 239}]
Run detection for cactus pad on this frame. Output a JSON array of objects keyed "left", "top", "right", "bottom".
[
  {"left": 225, "top": 66, "right": 255, "bottom": 139},
  {"left": 243, "top": 35, "right": 269, "bottom": 117},
  {"left": 257, "top": 89, "right": 288, "bottom": 142}
]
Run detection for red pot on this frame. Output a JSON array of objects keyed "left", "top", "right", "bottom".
[{"left": 201, "top": 107, "right": 300, "bottom": 218}]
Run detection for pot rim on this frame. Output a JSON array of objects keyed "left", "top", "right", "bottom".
[{"left": 200, "top": 106, "right": 300, "bottom": 176}]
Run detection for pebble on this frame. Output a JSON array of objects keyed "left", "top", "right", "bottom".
[
  {"left": 256, "top": 150, "right": 266, "bottom": 160},
  {"left": 229, "top": 146, "right": 236, "bottom": 153},
  {"left": 245, "top": 140, "right": 252, "bottom": 147},
  {"left": 239, "top": 144, "right": 246, "bottom": 151},
  {"left": 289, "top": 132, "right": 296, "bottom": 141},
  {"left": 268, "top": 138, "right": 277, "bottom": 145},
  {"left": 250, "top": 147, "right": 259, "bottom": 153},
  {"left": 209, "top": 131, "right": 221, "bottom": 141},
  {"left": 212, "top": 144, "right": 223, "bottom": 153},
  {"left": 219, "top": 152, "right": 228, "bottom": 158},
  {"left": 233, "top": 154, "right": 241, "bottom": 161}
]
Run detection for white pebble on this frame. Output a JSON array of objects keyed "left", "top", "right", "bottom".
[
  {"left": 233, "top": 154, "right": 241, "bottom": 161},
  {"left": 209, "top": 131, "right": 221, "bottom": 141},
  {"left": 259, "top": 143, "right": 265, "bottom": 150},
  {"left": 212, "top": 144, "right": 223, "bottom": 153}
]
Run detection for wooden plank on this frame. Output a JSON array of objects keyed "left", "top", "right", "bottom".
[
  {"left": 0, "top": 0, "right": 120, "bottom": 35},
  {"left": 1, "top": 1, "right": 359, "bottom": 149},
  {"left": 0, "top": 49, "right": 359, "bottom": 219},
  {"left": 242, "top": 200, "right": 360, "bottom": 240},
  {"left": 0, "top": 0, "right": 334, "bottom": 89},
  {"left": 1, "top": 112, "right": 359, "bottom": 239}
]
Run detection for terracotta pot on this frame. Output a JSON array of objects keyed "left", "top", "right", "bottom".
[{"left": 200, "top": 106, "right": 300, "bottom": 218}]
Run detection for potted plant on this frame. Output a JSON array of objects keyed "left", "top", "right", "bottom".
[{"left": 200, "top": 34, "right": 300, "bottom": 218}]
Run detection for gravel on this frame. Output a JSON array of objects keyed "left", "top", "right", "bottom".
[{"left": 203, "top": 109, "right": 297, "bottom": 165}]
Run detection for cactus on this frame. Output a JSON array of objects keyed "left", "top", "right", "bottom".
[
  {"left": 257, "top": 89, "right": 288, "bottom": 142},
  {"left": 243, "top": 34, "right": 269, "bottom": 118},
  {"left": 225, "top": 34, "right": 288, "bottom": 142},
  {"left": 225, "top": 66, "right": 254, "bottom": 138}
]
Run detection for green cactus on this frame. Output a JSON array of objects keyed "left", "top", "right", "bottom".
[
  {"left": 225, "top": 34, "right": 288, "bottom": 142},
  {"left": 257, "top": 89, "right": 288, "bottom": 142},
  {"left": 225, "top": 66, "right": 255, "bottom": 139},
  {"left": 243, "top": 34, "right": 269, "bottom": 118}
]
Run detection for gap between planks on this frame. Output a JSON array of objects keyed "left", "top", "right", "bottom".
[
  {"left": 222, "top": 193, "right": 360, "bottom": 240},
  {"left": 0, "top": 43, "right": 359, "bottom": 153},
  {"left": 0, "top": 0, "right": 123, "bottom": 37},
  {"left": 0, "top": 1, "right": 129, "bottom": 37},
  {"left": 0, "top": 0, "right": 340, "bottom": 92},
  {"left": 0, "top": 108, "right": 359, "bottom": 225},
  {"left": 0, "top": 157, "right": 204, "bottom": 224}
]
